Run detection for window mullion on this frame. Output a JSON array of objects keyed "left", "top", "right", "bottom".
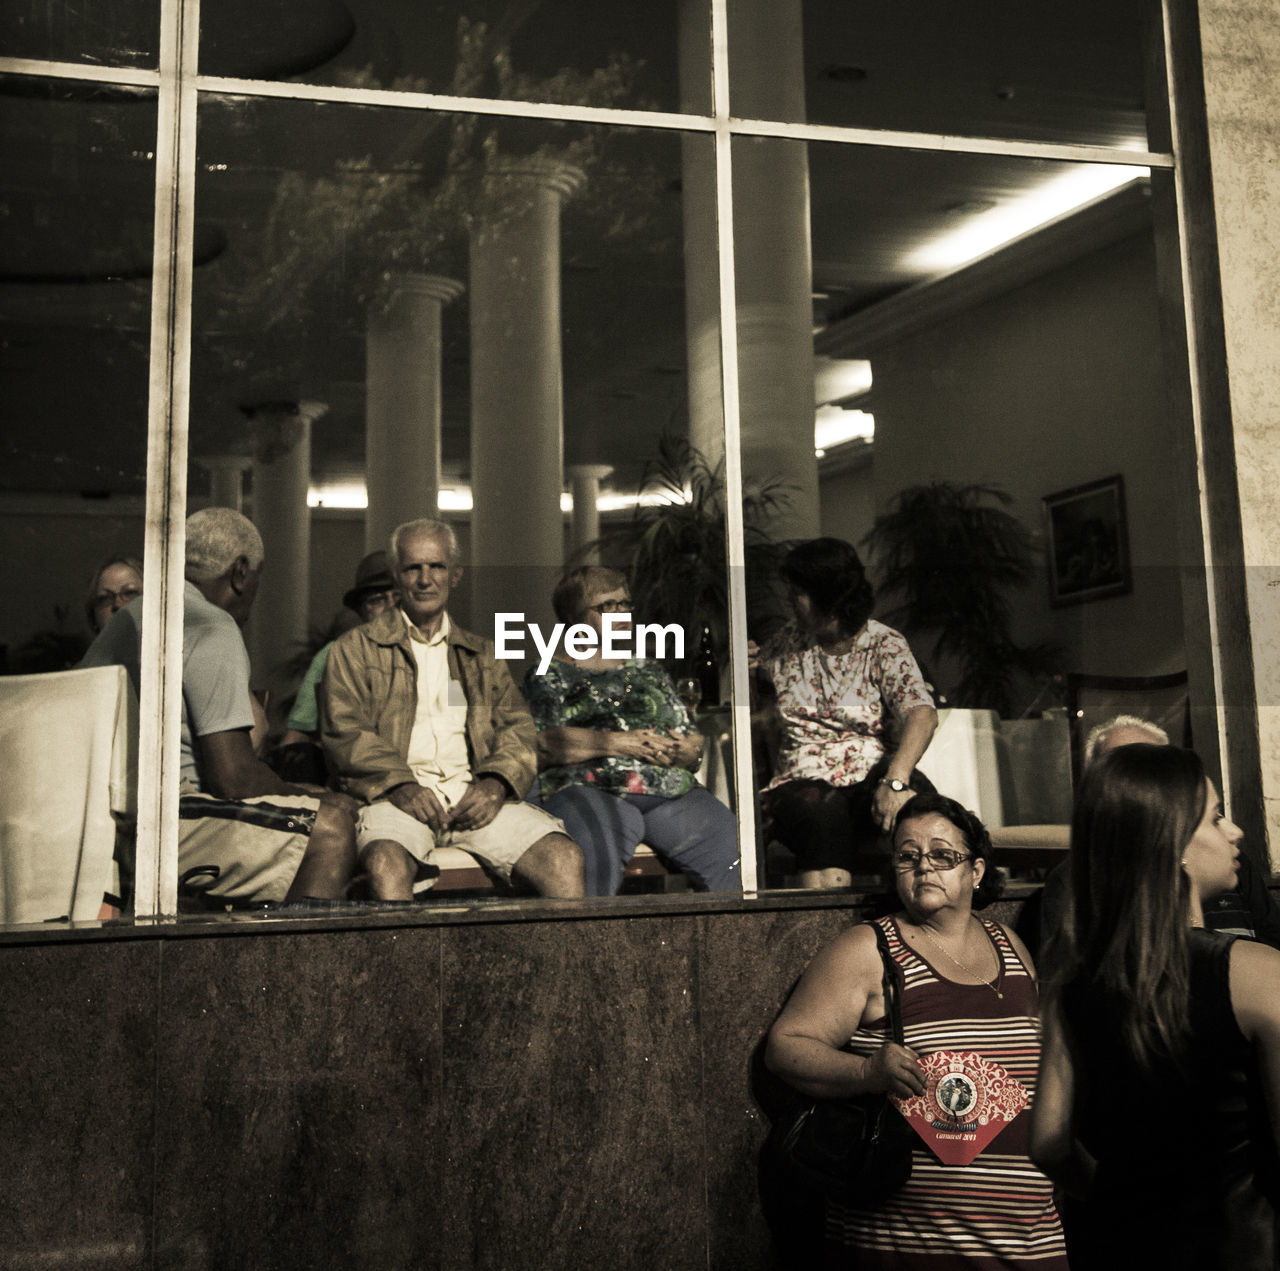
[
  {"left": 135, "top": 0, "right": 200, "bottom": 920},
  {"left": 709, "top": 0, "right": 757, "bottom": 894}
]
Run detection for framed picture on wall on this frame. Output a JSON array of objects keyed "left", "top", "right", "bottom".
[{"left": 1043, "top": 475, "right": 1132, "bottom": 607}]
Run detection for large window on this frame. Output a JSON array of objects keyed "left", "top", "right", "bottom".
[{"left": 1, "top": 0, "right": 1212, "bottom": 924}]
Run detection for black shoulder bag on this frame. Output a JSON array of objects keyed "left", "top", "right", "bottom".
[{"left": 766, "top": 922, "right": 915, "bottom": 1206}]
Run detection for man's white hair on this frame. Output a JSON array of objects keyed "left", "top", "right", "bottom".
[
  {"left": 185, "top": 507, "right": 265, "bottom": 582},
  {"left": 1083, "top": 713, "right": 1169, "bottom": 768},
  {"left": 388, "top": 518, "right": 460, "bottom": 569}
]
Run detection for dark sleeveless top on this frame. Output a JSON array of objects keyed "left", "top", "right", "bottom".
[{"left": 1061, "top": 930, "right": 1280, "bottom": 1270}]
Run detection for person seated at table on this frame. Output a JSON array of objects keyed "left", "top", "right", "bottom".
[
  {"left": 86, "top": 554, "right": 143, "bottom": 634},
  {"left": 522, "top": 566, "right": 741, "bottom": 897},
  {"left": 752, "top": 537, "right": 937, "bottom": 890}
]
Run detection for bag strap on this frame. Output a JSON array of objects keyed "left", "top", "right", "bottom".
[{"left": 871, "top": 921, "right": 905, "bottom": 1047}]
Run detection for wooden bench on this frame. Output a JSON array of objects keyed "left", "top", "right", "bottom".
[{"left": 424, "top": 843, "right": 678, "bottom": 895}]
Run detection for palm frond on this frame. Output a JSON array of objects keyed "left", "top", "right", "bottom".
[
  {"left": 863, "top": 482, "right": 1060, "bottom": 712},
  {"left": 581, "top": 432, "right": 795, "bottom": 667}
]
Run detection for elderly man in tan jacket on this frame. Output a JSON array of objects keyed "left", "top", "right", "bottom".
[{"left": 321, "top": 517, "right": 584, "bottom": 900}]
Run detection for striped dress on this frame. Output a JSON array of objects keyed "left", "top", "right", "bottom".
[{"left": 826, "top": 915, "right": 1068, "bottom": 1269}]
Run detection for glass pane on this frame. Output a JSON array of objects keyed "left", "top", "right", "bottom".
[
  {"left": 0, "top": 0, "right": 159, "bottom": 70},
  {"left": 0, "top": 75, "right": 155, "bottom": 925},
  {"left": 730, "top": 0, "right": 1153, "bottom": 151},
  {"left": 198, "top": 0, "right": 699, "bottom": 117},
  {"left": 739, "top": 138, "right": 1188, "bottom": 889},
  {"left": 188, "top": 93, "right": 738, "bottom": 909}
]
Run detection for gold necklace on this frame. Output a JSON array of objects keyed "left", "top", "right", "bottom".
[{"left": 912, "top": 919, "right": 1004, "bottom": 999}]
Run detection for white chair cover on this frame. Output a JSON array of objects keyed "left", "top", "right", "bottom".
[{"left": 0, "top": 665, "right": 137, "bottom": 924}]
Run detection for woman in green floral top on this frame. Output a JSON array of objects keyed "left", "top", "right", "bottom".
[{"left": 523, "top": 566, "right": 740, "bottom": 896}]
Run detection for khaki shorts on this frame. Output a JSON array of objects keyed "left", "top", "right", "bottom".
[
  {"left": 177, "top": 790, "right": 318, "bottom": 903},
  {"left": 357, "top": 797, "right": 566, "bottom": 885}
]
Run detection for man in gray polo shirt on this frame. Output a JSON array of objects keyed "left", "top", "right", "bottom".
[{"left": 83, "top": 507, "right": 360, "bottom": 905}]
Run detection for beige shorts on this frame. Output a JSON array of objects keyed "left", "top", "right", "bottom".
[
  {"left": 357, "top": 797, "right": 566, "bottom": 884},
  {"left": 177, "top": 790, "right": 317, "bottom": 903}
]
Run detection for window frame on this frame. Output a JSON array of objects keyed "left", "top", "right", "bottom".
[{"left": 2, "top": 0, "right": 1220, "bottom": 920}]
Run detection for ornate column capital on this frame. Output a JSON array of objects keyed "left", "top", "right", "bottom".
[
  {"left": 196, "top": 454, "right": 252, "bottom": 476},
  {"left": 482, "top": 157, "right": 586, "bottom": 204},
  {"left": 241, "top": 400, "right": 327, "bottom": 465},
  {"left": 371, "top": 272, "right": 465, "bottom": 312},
  {"left": 566, "top": 463, "right": 615, "bottom": 483}
]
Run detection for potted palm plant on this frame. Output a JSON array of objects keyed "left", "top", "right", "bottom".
[
  {"left": 585, "top": 433, "right": 792, "bottom": 677},
  {"left": 862, "top": 482, "right": 1058, "bottom": 717}
]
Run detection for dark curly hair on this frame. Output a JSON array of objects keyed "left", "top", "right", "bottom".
[
  {"left": 891, "top": 791, "right": 1004, "bottom": 909},
  {"left": 780, "top": 537, "right": 874, "bottom": 635}
]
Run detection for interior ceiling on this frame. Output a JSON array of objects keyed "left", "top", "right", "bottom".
[{"left": 0, "top": 0, "right": 1151, "bottom": 500}]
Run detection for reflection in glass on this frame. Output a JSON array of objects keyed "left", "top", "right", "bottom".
[
  {"left": 730, "top": 0, "right": 1152, "bottom": 150},
  {"left": 198, "top": 0, "right": 691, "bottom": 116},
  {"left": 741, "top": 138, "right": 1185, "bottom": 888},
  {"left": 0, "top": 78, "right": 155, "bottom": 670},
  {"left": 189, "top": 92, "right": 735, "bottom": 898},
  {"left": 0, "top": 75, "right": 155, "bottom": 927},
  {"left": 0, "top": 1, "right": 159, "bottom": 70}
]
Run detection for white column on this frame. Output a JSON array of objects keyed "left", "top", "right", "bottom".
[
  {"left": 198, "top": 454, "right": 251, "bottom": 512},
  {"left": 469, "top": 159, "right": 584, "bottom": 639},
  {"left": 245, "top": 400, "right": 325, "bottom": 694},
  {"left": 365, "top": 273, "right": 464, "bottom": 554},
  {"left": 679, "top": 0, "right": 724, "bottom": 473},
  {"left": 567, "top": 464, "right": 613, "bottom": 563},
  {"left": 679, "top": 0, "right": 820, "bottom": 543},
  {"left": 1195, "top": 0, "right": 1280, "bottom": 857}
]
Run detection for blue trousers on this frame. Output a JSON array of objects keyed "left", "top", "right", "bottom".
[{"left": 537, "top": 785, "right": 741, "bottom": 897}]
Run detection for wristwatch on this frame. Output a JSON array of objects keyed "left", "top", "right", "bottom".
[{"left": 879, "top": 777, "right": 909, "bottom": 793}]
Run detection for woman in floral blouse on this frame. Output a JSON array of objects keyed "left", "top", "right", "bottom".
[
  {"left": 754, "top": 538, "right": 938, "bottom": 888},
  {"left": 522, "top": 566, "right": 741, "bottom": 897}
]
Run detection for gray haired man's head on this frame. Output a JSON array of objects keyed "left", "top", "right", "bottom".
[
  {"left": 1083, "top": 714, "right": 1169, "bottom": 768},
  {"left": 388, "top": 517, "right": 460, "bottom": 570},
  {"left": 185, "top": 507, "right": 265, "bottom": 582}
]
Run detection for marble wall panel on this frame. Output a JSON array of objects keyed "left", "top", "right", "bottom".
[
  {"left": 1195, "top": 0, "right": 1280, "bottom": 856},
  {"left": 151, "top": 928, "right": 444, "bottom": 1271},
  {"left": 0, "top": 940, "right": 159, "bottom": 1271},
  {"left": 437, "top": 915, "right": 707, "bottom": 1271},
  {"left": 2, "top": 896, "right": 1034, "bottom": 1270},
  {"left": 697, "top": 906, "right": 856, "bottom": 1271}
]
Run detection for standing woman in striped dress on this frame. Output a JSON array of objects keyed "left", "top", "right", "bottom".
[{"left": 767, "top": 793, "right": 1067, "bottom": 1268}]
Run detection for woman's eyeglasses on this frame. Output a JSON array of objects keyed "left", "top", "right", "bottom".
[
  {"left": 93, "top": 586, "right": 141, "bottom": 610},
  {"left": 892, "top": 848, "right": 972, "bottom": 872},
  {"left": 589, "top": 599, "right": 632, "bottom": 614}
]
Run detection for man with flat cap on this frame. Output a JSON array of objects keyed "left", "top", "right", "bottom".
[{"left": 280, "top": 550, "right": 400, "bottom": 748}]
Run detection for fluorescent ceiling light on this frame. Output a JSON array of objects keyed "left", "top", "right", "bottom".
[
  {"left": 906, "top": 164, "right": 1150, "bottom": 273},
  {"left": 814, "top": 356, "right": 872, "bottom": 406},
  {"left": 306, "top": 483, "right": 478, "bottom": 511},
  {"left": 815, "top": 406, "right": 875, "bottom": 453},
  {"left": 439, "top": 489, "right": 476, "bottom": 512},
  {"left": 597, "top": 490, "right": 681, "bottom": 513},
  {"left": 308, "top": 481, "right": 367, "bottom": 509},
  {"left": 309, "top": 484, "right": 660, "bottom": 514}
]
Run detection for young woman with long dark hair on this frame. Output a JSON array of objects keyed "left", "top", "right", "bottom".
[{"left": 1031, "top": 744, "right": 1280, "bottom": 1268}]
